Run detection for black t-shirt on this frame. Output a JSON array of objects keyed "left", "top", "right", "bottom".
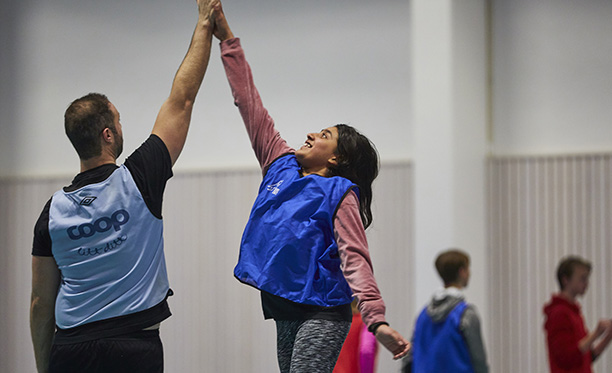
[
  {"left": 261, "top": 292, "right": 352, "bottom": 322},
  {"left": 32, "top": 134, "right": 174, "bottom": 343}
]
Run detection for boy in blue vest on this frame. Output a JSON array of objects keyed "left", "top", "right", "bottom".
[{"left": 404, "top": 249, "right": 488, "bottom": 373}]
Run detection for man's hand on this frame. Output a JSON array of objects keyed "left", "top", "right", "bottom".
[
  {"left": 374, "top": 324, "right": 411, "bottom": 360},
  {"left": 197, "top": 0, "right": 218, "bottom": 27}
]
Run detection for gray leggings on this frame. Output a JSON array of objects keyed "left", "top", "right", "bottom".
[{"left": 275, "top": 319, "right": 351, "bottom": 373}]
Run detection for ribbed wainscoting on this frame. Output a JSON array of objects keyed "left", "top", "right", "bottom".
[
  {"left": 0, "top": 161, "right": 413, "bottom": 372},
  {"left": 0, "top": 177, "right": 68, "bottom": 373},
  {"left": 487, "top": 154, "right": 612, "bottom": 373}
]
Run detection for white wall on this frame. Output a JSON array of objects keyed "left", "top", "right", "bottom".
[
  {"left": 411, "top": 0, "right": 488, "bottom": 318},
  {"left": 0, "top": 0, "right": 411, "bottom": 178},
  {"left": 492, "top": 0, "right": 612, "bottom": 155}
]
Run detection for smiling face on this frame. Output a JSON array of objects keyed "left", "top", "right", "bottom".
[{"left": 295, "top": 126, "right": 339, "bottom": 176}]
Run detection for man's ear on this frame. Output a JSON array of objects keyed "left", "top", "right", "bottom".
[
  {"left": 101, "top": 128, "right": 113, "bottom": 144},
  {"left": 560, "top": 276, "right": 568, "bottom": 290}
]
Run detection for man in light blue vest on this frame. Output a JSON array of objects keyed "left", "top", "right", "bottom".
[
  {"left": 29, "top": 1, "right": 218, "bottom": 372},
  {"left": 404, "top": 249, "right": 488, "bottom": 373}
]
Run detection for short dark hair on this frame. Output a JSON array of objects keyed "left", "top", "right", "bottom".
[
  {"left": 64, "top": 93, "right": 115, "bottom": 160},
  {"left": 556, "top": 256, "right": 592, "bottom": 290},
  {"left": 435, "top": 249, "right": 470, "bottom": 286}
]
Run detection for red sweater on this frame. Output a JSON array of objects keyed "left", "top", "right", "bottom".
[{"left": 543, "top": 295, "right": 592, "bottom": 373}]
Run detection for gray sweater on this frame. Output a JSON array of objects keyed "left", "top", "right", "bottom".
[{"left": 403, "top": 287, "right": 489, "bottom": 373}]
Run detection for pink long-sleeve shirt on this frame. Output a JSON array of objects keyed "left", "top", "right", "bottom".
[{"left": 220, "top": 37, "right": 386, "bottom": 328}]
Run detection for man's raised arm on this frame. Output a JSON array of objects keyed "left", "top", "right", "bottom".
[{"left": 152, "top": 0, "right": 217, "bottom": 165}]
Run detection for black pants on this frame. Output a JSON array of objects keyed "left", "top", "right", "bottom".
[{"left": 49, "top": 329, "right": 163, "bottom": 373}]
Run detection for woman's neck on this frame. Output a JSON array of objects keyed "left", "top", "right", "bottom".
[{"left": 300, "top": 167, "right": 328, "bottom": 177}]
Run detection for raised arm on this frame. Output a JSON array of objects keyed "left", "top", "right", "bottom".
[
  {"left": 151, "top": 0, "right": 216, "bottom": 166},
  {"left": 30, "top": 256, "right": 60, "bottom": 373},
  {"left": 214, "top": 2, "right": 291, "bottom": 171}
]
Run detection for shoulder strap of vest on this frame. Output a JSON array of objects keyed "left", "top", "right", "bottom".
[
  {"left": 448, "top": 301, "right": 470, "bottom": 338},
  {"left": 332, "top": 185, "right": 359, "bottom": 222},
  {"left": 263, "top": 152, "right": 295, "bottom": 177}
]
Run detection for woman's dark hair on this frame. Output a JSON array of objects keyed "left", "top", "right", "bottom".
[
  {"left": 64, "top": 93, "right": 116, "bottom": 160},
  {"left": 328, "top": 124, "right": 379, "bottom": 229}
]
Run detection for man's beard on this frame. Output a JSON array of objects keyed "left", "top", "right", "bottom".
[{"left": 112, "top": 131, "right": 124, "bottom": 159}]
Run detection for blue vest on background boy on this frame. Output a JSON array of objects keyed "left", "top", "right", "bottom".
[
  {"left": 49, "top": 165, "right": 169, "bottom": 329},
  {"left": 235, "top": 154, "right": 357, "bottom": 307},
  {"left": 413, "top": 301, "right": 474, "bottom": 373}
]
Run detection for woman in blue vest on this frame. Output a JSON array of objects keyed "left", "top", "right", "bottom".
[{"left": 212, "top": 3, "right": 410, "bottom": 372}]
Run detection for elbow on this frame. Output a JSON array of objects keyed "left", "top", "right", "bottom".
[
  {"left": 552, "top": 350, "right": 585, "bottom": 369},
  {"left": 183, "top": 99, "right": 195, "bottom": 112},
  {"left": 169, "top": 97, "right": 195, "bottom": 113},
  {"left": 166, "top": 90, "right": 196, "bottom": 113},
  {"left": 30, "top": 295, "right": 55, "bottom": 319}
]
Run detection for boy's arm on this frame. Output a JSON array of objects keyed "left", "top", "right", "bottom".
[
  {"left": 461, "top": 306, "right": 489, "bottom": 373},
  {"left": 545, "top": 310, "right": 591, "bottom": 369},
  {"left": 590, "top": 320, "right": 612, "bottom": 361}
]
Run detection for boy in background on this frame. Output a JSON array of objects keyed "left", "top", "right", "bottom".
[
  {"left": 405, "top": 249, "right": 488, "bottom": 373},
  {"left": 544, "top": 256, "right": 612, "bottom": 373}
]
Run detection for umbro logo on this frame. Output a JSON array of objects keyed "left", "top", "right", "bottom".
[
  {"left": 79, "top": 196, "right": 97, "bottom": 206},
  {"left": 266, "top": 180, "right": 284, "bottom": 195}
]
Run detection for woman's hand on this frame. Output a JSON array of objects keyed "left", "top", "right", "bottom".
[
  {"left": 212, "top": 1, "right": 235, "bottom": 41},
  {"left": 375, "top": 324, "right": 411, "bottom": 359}
]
